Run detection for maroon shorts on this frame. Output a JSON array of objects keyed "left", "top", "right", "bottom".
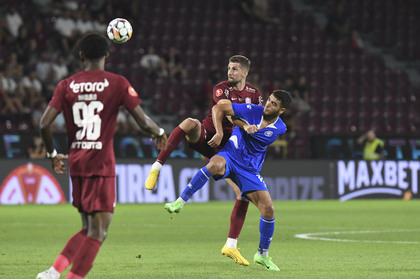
[
  {"left": 188, "top": 125, "right": 231, "bottom": 160},
  {"left": 71, "top": 176, "right": 116, "bottom": 213}
]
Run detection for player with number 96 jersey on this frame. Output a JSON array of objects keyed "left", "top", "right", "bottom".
[{"left": 49, "top": 72, "right": 141, "bottom": 177}]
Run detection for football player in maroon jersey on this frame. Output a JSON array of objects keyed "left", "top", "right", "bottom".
[
  {"left": 146, "top": 55, "right": 264, "bottom": 266},
  {"left": 37, "top": 33, "right": 167, "bottom": 279}
]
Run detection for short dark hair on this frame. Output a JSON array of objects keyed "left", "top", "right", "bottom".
[
  {"left": 272, "top": 90, "right": 292, "bottom": 109},
  {"left": 79, "top": 33, "right": 109, "bottom": 59},
  {"left": 229, "top": 55, "right": 251, "bottom": 71}
]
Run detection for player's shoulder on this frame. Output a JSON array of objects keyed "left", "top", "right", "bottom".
[
  {"left": 213, "top": 81, "right": 230, "bottom": 98},
  {"left": 244, "top": 83, "right": 261, "bottom": 94},
  {"left": 274, "top": 117, "right": 287, "bottom": 133}
]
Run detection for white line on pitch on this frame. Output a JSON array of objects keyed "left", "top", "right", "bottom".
[{"left": 295, "top": 229, "right": 420, "bottom": 244}]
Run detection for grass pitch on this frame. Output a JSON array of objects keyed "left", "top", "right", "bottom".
[{"left": 0, "top": 200, "right": 418, "bottom": 279}]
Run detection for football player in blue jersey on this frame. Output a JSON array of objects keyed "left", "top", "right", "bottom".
[{"left": 165, "top": 90, "right": 292, "bottom": 271}]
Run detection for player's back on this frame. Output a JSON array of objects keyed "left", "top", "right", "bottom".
[{"left": 49, "top": 70, "right": 141, "bottom": 176}]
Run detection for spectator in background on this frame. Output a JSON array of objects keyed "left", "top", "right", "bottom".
[
  {"left": 31, "top": 100, "right": 64, "bottom": 131},
  {"left": 93, "top": 13, "right": 108, "bottom": 34},
  {"left": 357, "top": 129, "right": 385, "bottom": 160},
  {"left": 238, "top": 0, "right": 281, "bottom": 25},
  {"left": 54, "top": 10, "right": 77, "bottom": 53},
  {"left": 21, "top": 39, "right": 40, "bottom": 74},
  {"left": 52, "top": 56, "right": 69, "bottom": 80},
  {"left": 140, "top": 46, "right": 164, "bottom": 79},
  {"left": 75, "top": 11, "right": 94, "bottom": 36},
  {"left": 115, "top": 107, "right": 129, "bottom": 133},
  {"left": 21, "top": 69, "right": 44, "bottom": 109},
  {"left": 162, "top": 46, "right": 187, "bottom": 80},
  {"left": 115, "top": 107, "right": 142, "bottom": 134},
  {"left": 28, "top": 19, "right": 48, "bottom": 52},
  {"left": 7, "top": 52, "right": 20, "bottom": 73},
  {"left": 27, "top": 135, "right": 46, "bottom": 159},
  {"left": 36, "top": 51, "right": 52, "bottom": 82},
  {"left": 15, "top": 26, "right": 31, "bottom": 64},
  {"left": 1, "top": 68, "right": 25, "bottom": 115},
  {"left": 31, "top": 100, "right": 47, "bottom": 129},
  {"left": 5, "top": 6, "right": 23, "bottom": 38}
]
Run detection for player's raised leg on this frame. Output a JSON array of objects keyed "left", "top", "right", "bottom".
[
  {"left": 165, "top": 166, "right": 212, "bottom": 213},
  {"left": 246, "top": 190, "right": 280, "bottom": 271},
  {"left": 146, "top": 118, "right": 201, "bottom": 190},
  {"left": 221, "top": 179, "right": 250, "bottom": 266},
  {"left": 165, "top": 155, "right": 225, "bottom": 213}
]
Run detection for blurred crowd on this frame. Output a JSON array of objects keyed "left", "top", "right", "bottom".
[
  {"left": 0, "top": 1, "right": 109, "bottom": 132},
  {"left": 0, "top": 0, "right": 195, "bottom": 134},
  {"left": 0, "top": 0, "right": 310, "bottom": 157}
]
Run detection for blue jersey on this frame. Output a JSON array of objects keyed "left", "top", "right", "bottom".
[{"left": 219, "top": 103, "right": 287, "bottom": 172}]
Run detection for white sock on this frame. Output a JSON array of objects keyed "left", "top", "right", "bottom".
[
  {"left": 152, "top": 161, "right": 163, "bottom": 171},
  {"left": 177, "top": 197, "right": 187, "bottom": 206},
  {"left": 226, "top": 237, "right": 237, "bottom": 248},
  {"left": 258, "top": 249, "right": 269, "bottom": 257}
]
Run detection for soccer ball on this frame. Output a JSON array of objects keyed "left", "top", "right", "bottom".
[{"left": 107, "top": 18, "right": 133, "bottom": 44}]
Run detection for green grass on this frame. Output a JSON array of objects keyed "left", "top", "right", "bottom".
[{"left": 0, "top": 200, "right": 419, "bottom": 278}]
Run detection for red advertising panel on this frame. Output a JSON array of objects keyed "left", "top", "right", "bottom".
[{"left": 0, "top": 163, "right": 66, "bottom": 204}]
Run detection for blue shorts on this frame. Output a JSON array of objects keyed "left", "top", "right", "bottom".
[{"left": 214, "top": 151, "right": 268, "bottom": 199}]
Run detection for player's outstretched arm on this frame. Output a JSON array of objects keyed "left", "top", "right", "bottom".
[
  {"left": 208, "top": 100, "right": 234, "bottom": 148},
  {"left": 39, "top": 105, "right": 68, "bottom": 174},
  {"left": 230, "top": 118, "right": 258, "bottom": 134},
  {"left": 129, "top": 105, "right": 168, "bottom": 150}
]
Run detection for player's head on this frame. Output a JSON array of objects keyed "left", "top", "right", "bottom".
[
  {"left": 79, "top": 33, "right": 109, "bottom": 60},
  {"left": 227, "top": 55, "right": 251, "bottom": 85},
  {"left": 263, "top": 90, "right": 292, "bottom": 118},
  {"left": 229, "top": 55, "right": 251, "bottom": 71},
  {"left": 366, "top": 129, "right": 376, "bottom": 141}
]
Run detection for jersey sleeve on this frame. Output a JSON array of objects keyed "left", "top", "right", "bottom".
[
  {"left": 120, "top": 77, "right": 142, "bottom": 111},
  {"left": 48, "top": 80, "right": 66, "bottom": 112},
  {"left": 231, "top": 103, "right": 259, "bottom": 124},
  {"left": 213, "top": 84, "right": 229, "bottom": 104}
]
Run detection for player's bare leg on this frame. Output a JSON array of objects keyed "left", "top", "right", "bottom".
[
  {"left": 145, "top": 118, "right": 201, "bottom": 190},
  {"left": 221, "top": 178, "right": 250, "bottom": 266},
  {"left": 246, "top": 191, "right": 279, "bottom": 271}
]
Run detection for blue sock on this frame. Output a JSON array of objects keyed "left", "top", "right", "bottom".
[
  {"left": 180, "top": 167, "right": 211, "bottom": 202},
  {"left": 258, "top": 216, "right": 275, "bottom": 256}
]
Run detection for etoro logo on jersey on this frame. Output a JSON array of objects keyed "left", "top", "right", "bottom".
[
  {"left": 0, "top": 163, "right": 65, "bottom": 204},
  {"left": 69, "top": 79, "right": 109, "bottom": 93}
]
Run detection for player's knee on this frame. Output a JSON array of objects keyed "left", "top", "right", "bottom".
[
  {"left": 88, "top": 227, "right": 108, "bottom": 242},
  {"left": 180, "top": 118, "right": 198, "bottom": 132},
  {"left": 207, "top": 160, "right": 225, "bottom": 176},
  {"left": 261, "top": 203, "right": 275, "bottom": 219}
]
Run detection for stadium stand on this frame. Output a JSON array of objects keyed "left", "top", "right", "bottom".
[{"left": 0, "top": 0, "right": 418, "bottom": 159}]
